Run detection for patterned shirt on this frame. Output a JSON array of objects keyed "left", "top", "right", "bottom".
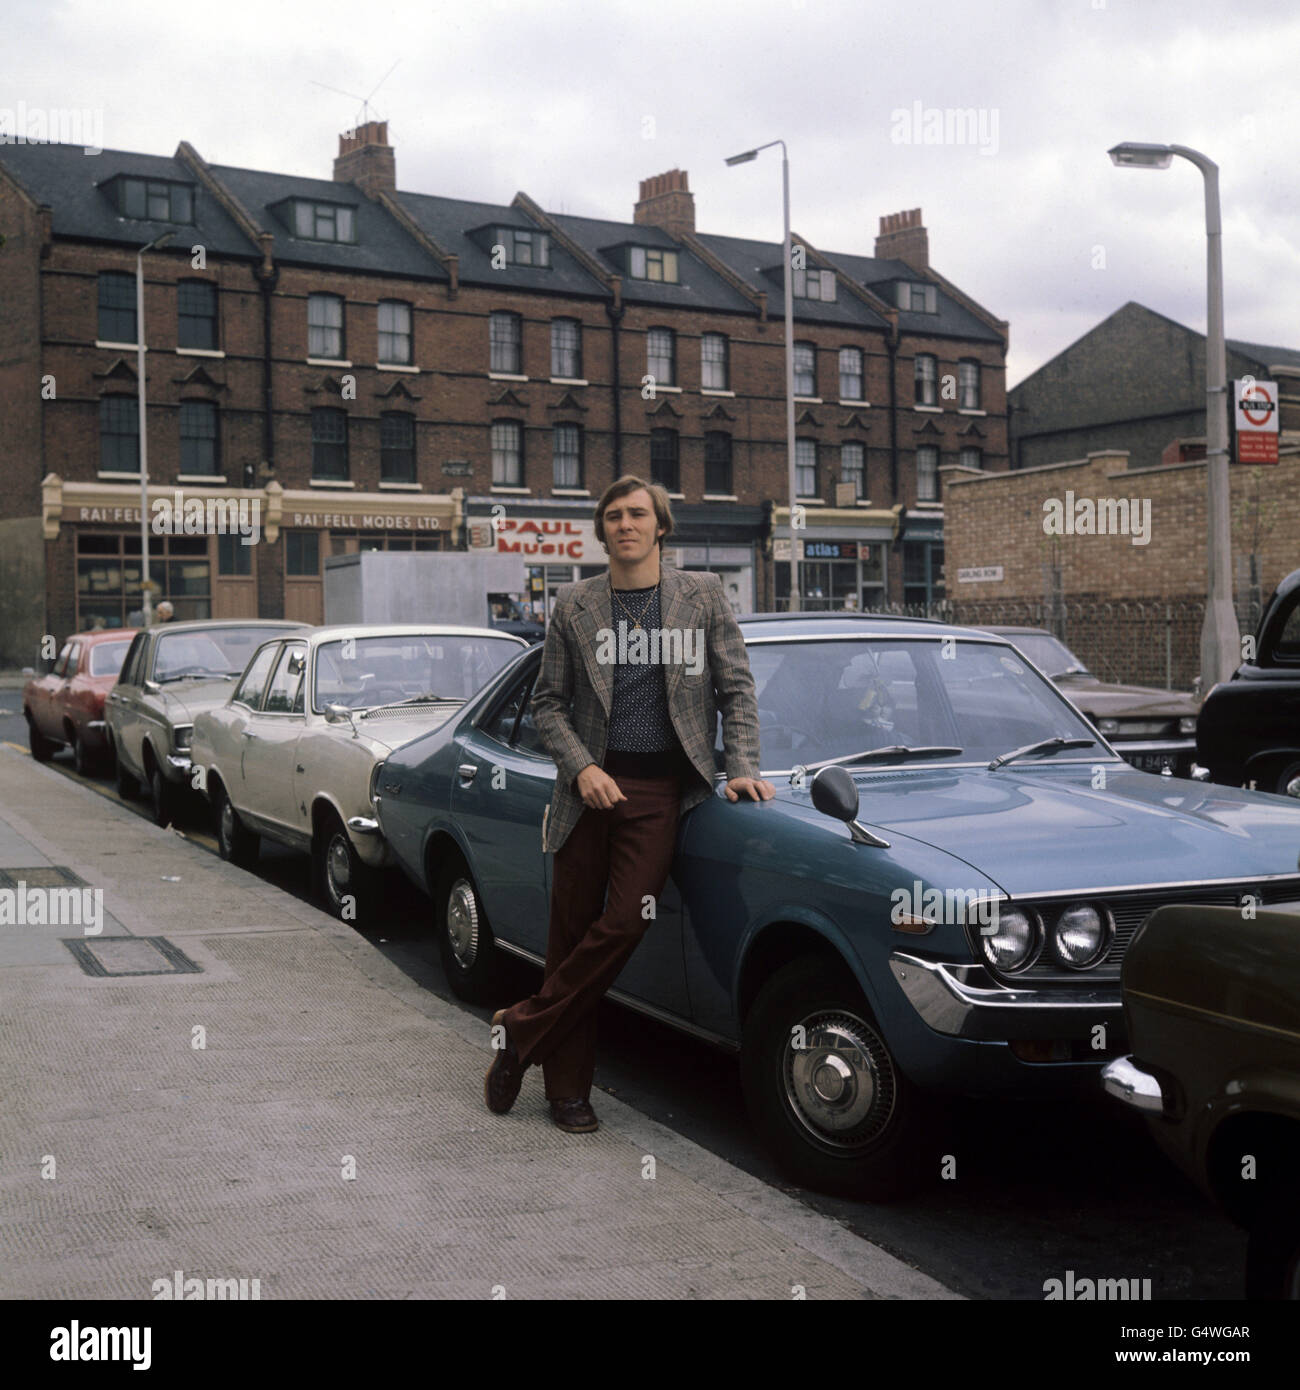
[{"left": 604, "top": 581, "right": 690, "bottom": 778}]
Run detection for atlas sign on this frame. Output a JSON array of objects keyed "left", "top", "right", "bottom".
[{"left": 1234, "top": 378, "right": 1279, "bottom": 464}]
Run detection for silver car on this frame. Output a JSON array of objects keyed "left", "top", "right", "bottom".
[{"left": 106, "top": 620, "right": 308, "bottom": 824}]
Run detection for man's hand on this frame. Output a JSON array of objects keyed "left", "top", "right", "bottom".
[
  {"left": 576, "top": 763, "right": 628, "bottom": 810},
  {"left": 725, "top": 776, "right": 775, "bottom": 802}
]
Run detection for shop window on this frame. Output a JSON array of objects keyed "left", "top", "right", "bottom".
[
  {"left": 75, "top": 531, "right": 210, "bottom": 628},
  {"left": 286, "top": 530, "right": 320, "bottom": 577},
  {"left": 218, "top": 533, "right": 252, "bottom": 576}
]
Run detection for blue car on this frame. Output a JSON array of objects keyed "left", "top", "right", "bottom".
[{"left": 375, "top": 613, "right": 1300, "bottom": 1199}]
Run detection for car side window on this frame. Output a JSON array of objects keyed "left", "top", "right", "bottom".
[
  {"left": 480, "top": 672, "right": 531, "bottom": 748},
  {"left": 263, "top": 644, "right": 307, "bottom": 714},
  {"left": 65, "top": 643, "right": 82, "bottom": 678},
  {"left": 233, "top": 643, "right": 281, "bottom": 711},
  {"left": 512, "top": 676, "right": 547, "bottom": 756},
  {"left": 52, "top": 644, "right": 72, "bottom": 678},
  {"left": 119, "top": 634, "right": 146, "bottom": 687}
]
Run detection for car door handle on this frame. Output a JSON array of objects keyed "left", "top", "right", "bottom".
[
  {"left": 457, "top": 762, "right": 478, "bottom": 781},
  {"left": 296, "top": 764, "right": 305, "bottom": 773}
]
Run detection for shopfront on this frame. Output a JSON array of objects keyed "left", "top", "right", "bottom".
[
  {"left": 771, "top": 505, "right": 898, "bottom": 613},
  {"left": 41, "top": 475, "right": 461, "bottom": 633},
  {"left": 466, "top": 508, "right": 606, "bottom": 621}
]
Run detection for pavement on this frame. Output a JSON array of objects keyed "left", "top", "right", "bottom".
[{"left": 0, "top": 744, "right": 957, "bottom": 1300}]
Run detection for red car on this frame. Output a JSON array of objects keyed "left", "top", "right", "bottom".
[{"left": 23, "top": 629, "right": 138, "bottom": 773}]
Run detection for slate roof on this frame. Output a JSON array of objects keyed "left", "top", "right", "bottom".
[
  {"left": 1226, "top": 338, "right": 1300, "bottom": 371},
  {"left": 827, "top": 250, "right": 1005, "bottom": 343},
  {"left": 0, "top": 143, "right": 255, "bottom": 259}
]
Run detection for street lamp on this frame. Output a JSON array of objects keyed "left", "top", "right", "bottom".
[
  {"left": 726, "top": 140, "right": 799, "bottom": 611},
  {"left": 1109, "top": 141, "right": 1239, "bottom": 691},
  {"left": 135, "top": 230, "right": 174, "bottom": 624}
]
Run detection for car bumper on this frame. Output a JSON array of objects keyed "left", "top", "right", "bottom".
[
  {"left": 346, "top": 815, "right": 392, "bottom": 869},
  {"left": 164, "top": 752, "right": 192, "bottom": 781},
  {"left": 889, "top": 951, "right": 1122, "bottom": 1041},
  {"left": 1100, "top": 1054, "right": 1165, "bottom": 1114}
]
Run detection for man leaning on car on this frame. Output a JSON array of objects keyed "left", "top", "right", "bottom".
[{"left": 484, "top": 475, "right": 774, "bottom": 1132}]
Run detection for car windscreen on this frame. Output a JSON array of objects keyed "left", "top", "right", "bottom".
[
  {"left": 154, "top": 627, "right": 285, "bottom": 681},
  {"left": 89, "top": 640, "right": 133, "bottom": 677},
  {"left": 313, "top": 634, "right": 522, "bottom": 711},
  {"left": 727, "top": 637, "right": 1102, "bottom": 770},
  {"left": 998, "top": 632, "right": 1085, "bottom": 677}
]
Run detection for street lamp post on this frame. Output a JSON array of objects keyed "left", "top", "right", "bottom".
[
  {"left": 726, "top": 140, "right": 799, "bottom": 611},
  {"left": 135, "top": 231, "right": 174, "bottom": 624},
  {"left": 1109, "top": 142, "right": 1240, "bottom": 691}
]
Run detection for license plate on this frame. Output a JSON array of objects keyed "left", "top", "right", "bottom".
[{"left": 1132, "top": 753, "right": 1178, "bottom": 773}]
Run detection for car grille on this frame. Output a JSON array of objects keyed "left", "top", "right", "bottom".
[{"left": 1006, "top": 879, "right": 1300, "bottom": 983}]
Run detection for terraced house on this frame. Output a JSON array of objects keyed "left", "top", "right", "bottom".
[{"left": 0, "top": 121, "right": 1008, "bottom": 664}]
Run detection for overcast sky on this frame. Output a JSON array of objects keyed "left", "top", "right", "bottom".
[{"left": 7, "top": 0, "right": 1298, "bottom": 385}]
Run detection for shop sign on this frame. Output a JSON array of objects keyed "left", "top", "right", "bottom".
[
  {"left": 473, "top": 516, "right": 598, "bottom": 560},
  {"left": 803, "top": 540, "right": 857, "bottom": 560},
  {"left": 288, "top": 511, "right": 441, "bottom": 531}
]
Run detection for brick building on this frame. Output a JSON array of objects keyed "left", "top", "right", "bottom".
[
  {"left": 1008, "top": 300, "right": 1300, "bottom": 472},
  {"left": 0, "top": 122, "right": 1009, "bottom": 664}
]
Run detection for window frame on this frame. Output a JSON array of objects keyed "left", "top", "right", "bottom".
[
  {"left": 550, "top": 318, "right": 582, "bottom": 379},
  {"left": 701, "top": 333, "right": 729, "bottom": 391},
  {"left": 704, "top": 430, "right": 733, "bottom": 495},
  {"left": 307, "top": 293, "right": 345, "bottom": 360},
  {"left": 958, "top": 359, "right": 981, "bottom": 410},
  {"left": 793, "top": 341, "right": 817, "bottom": 397},
  {"left": 489, "top": 311, "right": 523, "bottom": 375},
  {"left": 916, "top": 445, "right": 940, "bottom": 502},
  {"left": 914, "top": 354, "right": 938, "bottom": 407},
  {"left": 552, "top": 422, "right": 582, "bottom": 489},
  {"left": 97, "top": 271, "right": 137, "bottom": 344},
  {"left": 838, "top": 346, "right": 865, "bottom": 401},
  {"left": 380, "top": 410, "right": 416, "bottom": 484},
  {"left": 310, "top": 407, "right": 349, "bottom": 481},
  {"left": 179, "top": 399, "right": 220, "bottom": 477},
  {"left": 795, "top": 437, "right": 818, "bottom": 497},
  {"left": 646, "top": 327, "right": 676, "bottom": 386},
  {"left": 377, "top": 299, "right": 413, "bottom": 366},
  {"left": 491, "top": 419, "right": 524, "bottom": 487},
  {"left": 177, "top": 279, "right": 218, "bottom": 351},
  {"left": 99, "top": 394, "right": 140, "bottom": 474},
  {"left": 840, "top": 441, "right": 866, "bottom": 499},
  {"left": 649, "top": 428, "right": 680, "bottom": 493}
]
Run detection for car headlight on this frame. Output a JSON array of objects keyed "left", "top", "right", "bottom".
[
  {"left": 173, "top": 725, "right": 193, "bottom": 751},
  {"left": 369, "top": 760, "right": 385, "bottom": 805},
  {"left": 1097, "top": 718, "right": 1120, "bottom": 735},
  {"left": 979, "top": 907, "right": 1041, "bottom": 973},
  {"left": 1051, "top": 903, "right": 1113, "bottom": 969},
  {"left": 1178, "top": 717, "right": 1197, "bottom": 735}
]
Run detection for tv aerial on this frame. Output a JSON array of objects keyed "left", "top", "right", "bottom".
[{"left": 310, "top": 59, "right": 401, "bottom": 134}]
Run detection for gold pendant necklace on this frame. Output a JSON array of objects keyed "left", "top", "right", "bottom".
[{"left": 611, "top": 579, "right": 656, "bottom": 630}]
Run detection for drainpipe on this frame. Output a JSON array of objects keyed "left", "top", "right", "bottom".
[
  {"left": 605, "top": 299, "right": 625, "bottom": 473},
  {"left": 256, "top": 233, "right": 277, "bottom": 475},
  {"left": 886, "top": 334, "right": 899, "bottom": 497}
]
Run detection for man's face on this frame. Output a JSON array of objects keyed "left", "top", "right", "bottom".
[{"left": 602, "top": 489, "right": 664, "bottom": 565}]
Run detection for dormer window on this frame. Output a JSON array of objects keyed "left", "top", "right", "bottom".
[
  {"left": 286, "top": 199, "right": 356, "bottom": 243},
  {"left": 629, "top": 247, "right": 679, "bottom": 283},
  {"left": 101, "top": 175, "right": 194, "bottom": 224},
  {"left": 793, "top": 266, "right": 836, "bottom": 301},
  {"left": 493, "top": 226, "right": 550, "bottom": 267},
  {"left": 896, "top": 281, "right": 938, "bottom": 313}
]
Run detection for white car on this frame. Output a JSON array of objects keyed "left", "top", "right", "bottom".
[{"left": 190, "top": 624, "right": 527, "bottom": 919}]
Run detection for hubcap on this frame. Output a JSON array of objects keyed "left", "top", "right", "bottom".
[
  {"left": 1283, "top": 771, "right": 1300, "bottom": 799},
  {"left": 445, "top": 878, "right": 480, "bottom": 968},
  {"left": 327, "top": 834, "right": 352, "bottom": 901},
  {"left": 783, "top": 1009, "right": 896, "bottom": 1150}
]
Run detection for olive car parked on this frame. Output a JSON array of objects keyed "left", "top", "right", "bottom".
[
  {"left": 23, "top": 628, "right": 137, "bottom": 773},
  {"left": 374, "top": 612, "right": 1300, "bottom": 1199},
  {"left": 190, "top": 625, "right": 525, "bottom": 919},
  {"left": 1196, "top": 566, "right": 1300, "bottom": 798},
  {"left": 986, "top": 627, "right": 1199, "bottom": 777},
  {"left": 1103, "top": 903, "right": 1300, "bottom": 1298},
  {"left": 106, "top": 620, "right": 307, "bottom": 825}
]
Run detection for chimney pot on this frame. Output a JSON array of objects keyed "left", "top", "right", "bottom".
[
  {"left": 634, "top": 168, "right": 695, "bottom": 240},
  {"left": 875, "top": 207, "right": 929, "bottom": 272}
]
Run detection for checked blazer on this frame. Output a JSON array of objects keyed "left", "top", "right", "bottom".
[{"left": 531, "top": 564, "right": 762, "bottom": 854}]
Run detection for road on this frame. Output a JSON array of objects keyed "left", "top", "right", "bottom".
[{"left": 0, "top": 701, "right": 1247, "bottom": 1300}]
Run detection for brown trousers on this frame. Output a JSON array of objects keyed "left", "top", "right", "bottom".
[{"left": 503, "top": 774, "right": 682, "bottom": 1100}]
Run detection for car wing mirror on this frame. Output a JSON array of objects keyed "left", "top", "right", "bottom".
[
  {"left": 810, "top": 765, "right": 890, "bottom": 848},
  {"left": 143, "top": 679, "right": 161, "bottom": 694},
  {"left": 324, "top": 703, "right": 358, "bottom": 736}
]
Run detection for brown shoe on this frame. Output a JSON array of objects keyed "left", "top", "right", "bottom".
[
  {"left": 484, "top": 1009, "right": 525, "bottom": 1114},
  {"left": 550, "top": 1097, "right": 598, "bottom": 1133}
]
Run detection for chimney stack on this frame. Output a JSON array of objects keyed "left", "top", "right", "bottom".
[
  {"left": 875, "top": 208, "right": 929, "bottom": 271},
  {"left": 333, "top": 120, "right": 396, "bottom": 195},
  {"left": 634, "top": 169, "right": 695, "bottom": 241}
]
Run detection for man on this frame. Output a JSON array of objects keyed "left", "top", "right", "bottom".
[
  {"left": 155, "top": 600, "right": 174, "bottom": 623},
  {"left": 485, "top": 476, "right": 774, "bottom": 1132}
]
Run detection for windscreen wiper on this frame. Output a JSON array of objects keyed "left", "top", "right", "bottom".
[
  {"left": 799, "top": 745, "right": 962, "bottom": 773},
  {"left": 988, "top": 736, "right": 1095, "bottom": 770}
]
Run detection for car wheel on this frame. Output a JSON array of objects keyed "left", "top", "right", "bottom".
[
  {"left": 215, "top": 784, "right": 259, "bottom": 868},
  {"left": 314, "top": 812, "right": 373, "bottom": 923},
  {"left": 26, "top": 713, "right": 55, "bottom": 763},
  {"left": 433, "top": 854, "right": 499, "bottom": 1002},
  {"left": 740, "top": 956, "right": 939, "bottom": 1201},
  {"left": 1273, "top": 759, "right": 1300, "bottom": 799},
  {"left": 147, "top": 760, "right": 176, "bottom": 827},
  {"left": 1246, "top": 1197, "right": 1300, "bottom": 1299},
  {"left": 111, "top": 736, "right": 140, "bottom": 799}
]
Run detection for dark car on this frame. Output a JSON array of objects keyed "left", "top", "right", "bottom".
[
  {"left": 1196, "top": 567, "right": 1300, "bottom": 799},
  {"left": 22, "top": 628, "right": 138, "bottom": 773},
  {"left": 374, "top": 611, "right": 1300, "bottom": 1200},
  {"left": 1102, "top": 903, "right": 1300, "bottom": 1298},
  {"left": 985, "top": 626, "right": 1200, "bottom": 777}
]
